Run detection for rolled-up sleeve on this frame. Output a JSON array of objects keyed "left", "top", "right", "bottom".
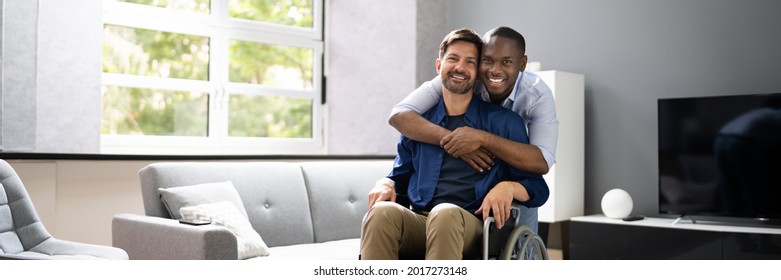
[
  {"left": 389, "top": 76, "right": 443, "bottom": 117},
  {"left": 526, "top": 87, "right": 559, "bottom": 170},
  {"left": 513, "top": 175, "right": 549, "bottom": 208}
]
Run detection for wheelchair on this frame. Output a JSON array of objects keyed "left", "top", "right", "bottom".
[
  {"left": 481, "top": 204, "right": 549, "bottom": 260},
  {"left": 361, "top": 197, "right": 548, "bottom": 260}
]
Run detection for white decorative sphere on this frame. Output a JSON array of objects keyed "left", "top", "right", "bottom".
[{"left": 601, "top": 188, "right": 633, "bottom": 219}]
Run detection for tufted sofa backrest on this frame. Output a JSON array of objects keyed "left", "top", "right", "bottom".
[{"left": 300, "top": 160, "right": 393, "bottom": 243}]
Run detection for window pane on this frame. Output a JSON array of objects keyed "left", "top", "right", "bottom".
[
  {"left": 118, "top": 0, "right": 210, "bottom": 14},
  {"left": 229, "top": 40, "right": 313, "bottom": 90},
  {"left": 102, "top": 86, "right": 208, "bottom": 136},
  {"left": 229, "top": 0, "right": 313, "bottom": 28},
  {"left": 103, "top": 25, "right": 210, "bottom": 80},
  {"left": 228, "top": 94, "right": 312, "bottom": 138}
]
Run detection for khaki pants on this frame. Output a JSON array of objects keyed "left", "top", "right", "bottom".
[{"left": 360, "top": 201, "right": 483, "bottom": 260}]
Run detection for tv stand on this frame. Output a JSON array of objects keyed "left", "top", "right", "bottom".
[
  {"left": 672, "top": 215, "right": 697, "bottom": 225},
  {"left": 570, "top": 215, "right": 781, "bottom": 259}
]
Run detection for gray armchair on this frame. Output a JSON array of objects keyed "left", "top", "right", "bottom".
[{"left": 0, "top": 159, "right": 128, "bottom": 259}]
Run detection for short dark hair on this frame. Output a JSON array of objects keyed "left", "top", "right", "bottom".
[
  {"left": 439, "top": 28, "right": 483, "bottom": 59},
  {"left": 484, "top": 26, "right": 526, "bottom": 54}
]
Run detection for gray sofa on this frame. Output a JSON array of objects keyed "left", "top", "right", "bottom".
[{"left": 112, "top": 159, "right": 393, "bottom": 260}]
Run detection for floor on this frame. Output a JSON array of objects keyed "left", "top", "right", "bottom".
[{"left": 548, "top": 249, "right": 563, "bottom": 260}]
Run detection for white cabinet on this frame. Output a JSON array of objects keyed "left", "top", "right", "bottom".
[{"left": 533, "top": 70, "right": 585, "bottom": 223}]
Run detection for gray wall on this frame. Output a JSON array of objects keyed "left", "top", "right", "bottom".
[
  {"left": 449, "top": 0, "right": 781, "bottom": 215},
  {"left": 415, "top": 0, "right": 449, "bottom": 87},
  {"left": 326, "top": 0, "right": 448, "bottom": 154},
  {"left": 36, "top": 0, "right": 103, "bottom": 153},
  {"left": 1, "top": 0, "right": 38, "bottom": 152},
  {"left": 326, "top": 0, "right": 415, "bottom": 155},
  {"left": 0, "top": 0, "right": 101, "bottom": 153}
]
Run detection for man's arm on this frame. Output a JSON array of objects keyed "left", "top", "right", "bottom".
[
  {"left": 474, "top": 142, "right": 550, "bottom": 227},
  {"left": 389, "top": 111, "right": 450, "bottom": 146},
  {"left": 391, "top": 113, "right": 495, "bottom": 172},
  {"left": 441, "top": 78, "right": 559, "bottom": 174},
  {"left": 388, "top": 76, "right": 445, "bottom": 145},
  {"left": 472, "top": 106, "right": 551, "bottom": 227},
  {"left": 442, "top": 127, "right": 549, "bottom": 174},
  {"left": 367, "top": 178, "right": 396, "bottom": 209},
  {"left": 475, "top": 181, "right": 529, "bottom": 229},
  {"left": 389, "top": 76, "right": 495, "bottom": 172},
  {"left": 484, "top": 134, "right": 548, "bottom": 174}
]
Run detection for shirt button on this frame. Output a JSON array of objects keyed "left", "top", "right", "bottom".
[{"left": 264, "top": 203, "right": 270, "bottom": 209}]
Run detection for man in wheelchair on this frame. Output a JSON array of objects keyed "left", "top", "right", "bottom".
[{"left": 361, "top": 28, "right": 549, "bottom": 260}]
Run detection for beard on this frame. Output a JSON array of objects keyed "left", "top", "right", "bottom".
[{"left": 443, "top": 71, "right": 474, "bottom": 95}]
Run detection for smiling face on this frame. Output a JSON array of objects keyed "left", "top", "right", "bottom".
[
  {"left": 480, "top": 35, "right": 527, "bottom": 101},
  {"left": 437, "top": 40, "right": 479, "bottom": 95}
]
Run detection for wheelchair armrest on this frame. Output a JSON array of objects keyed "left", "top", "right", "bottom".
[
  {"left": 482, "top": 217, "right": 497, "bottom": 258},
  {"left": 482, "top": 218, "right": 514, "bottom": 259},
  {"left": 481, "top": 204, "right": 522, "bottom": 230},
  {"left": 481, "top": 203, "right": 524, "bottom": 260}
]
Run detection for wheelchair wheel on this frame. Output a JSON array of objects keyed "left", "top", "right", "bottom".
[{"left": 499, "top": 225, "right": 549, "bottom": 260}]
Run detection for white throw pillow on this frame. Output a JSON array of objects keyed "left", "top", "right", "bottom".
[
  {"left": 180, "top": 201, "right": 270, "bottom": 259},
  {"left": 158, "top": 181, "right": 248, "bottom": 220}
]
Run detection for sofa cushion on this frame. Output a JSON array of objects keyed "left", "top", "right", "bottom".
[
  {"left": 300, "top": 161, "right": 394, "bottom": 243},
  {"left": 158, "top": 181, "right": 248, "bottom": 220},
  {"left": 257, "top": 238, "right": 360, "bottom": 260},
  {"left": 180, "top": 201, "right": 270, "bottom": 259}
]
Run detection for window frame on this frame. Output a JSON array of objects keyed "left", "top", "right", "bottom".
[{"left": 101, "top": 0, "right": 324, "bottom": 155}]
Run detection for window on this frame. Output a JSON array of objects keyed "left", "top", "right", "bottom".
[{"left": 101, "top": 0, "right": 323, "bottom": 154}]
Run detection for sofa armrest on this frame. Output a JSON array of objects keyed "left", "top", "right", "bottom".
[{"left": 112, "top": 213, "right": 238, "bottom": 260}]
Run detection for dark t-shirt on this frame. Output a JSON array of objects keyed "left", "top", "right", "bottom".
[{"left": 425, "top": 114, "right": 482, "bottom": 211}]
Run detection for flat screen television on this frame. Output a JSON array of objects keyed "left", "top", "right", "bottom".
[{"left": 658, "top": 93, "right": 781, "bottom": 224}]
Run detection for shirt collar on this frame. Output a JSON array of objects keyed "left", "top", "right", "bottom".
[
  {"left": 433, "top": 92, "right": 480, "bottom": 127},
  {"left": 507, "top": 71, "right": 524, "bottom": 103},
  {"left": 477, "top": 71, "right": 524, "bottom": 106}
]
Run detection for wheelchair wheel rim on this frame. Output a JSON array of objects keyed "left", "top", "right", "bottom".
[{"left": 499, "top": 225, "right": 549, "bottom": 260}]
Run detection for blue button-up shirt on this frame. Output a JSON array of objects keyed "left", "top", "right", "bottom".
[{"left": 388, "top": 93, "right": 549, "bottom": 213}]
